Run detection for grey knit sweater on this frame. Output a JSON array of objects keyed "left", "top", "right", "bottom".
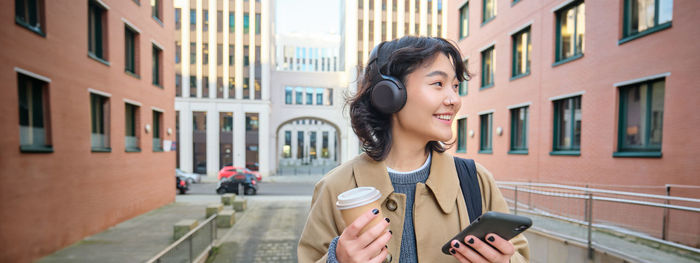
[{"left": 327, "top": 153, "right": 431, "bottom": 263}]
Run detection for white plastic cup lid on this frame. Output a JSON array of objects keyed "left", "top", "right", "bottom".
[{"left": 336, "top": 187, "right": 382, "bottom": 210}]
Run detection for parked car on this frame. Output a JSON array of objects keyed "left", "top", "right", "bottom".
[
  {"left": 216, "top": 171, "right": 258, "bottom": 195},
  {"left": 176, "top": 175, "right": 189, "bottom": 194},
  {"left": 218, "top": 166, "right": 261, "bottom": 182},
  {"left": 246, "top": 162, "right": 259, "bottom": 171},
  {"left": 176, "top": 169, "right": 201, "bottom": 184}
]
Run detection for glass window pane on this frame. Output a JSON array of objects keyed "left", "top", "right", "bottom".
[
  {"left": 658, "top": 0, "right": 673, "bottom": 24},
  {"left": 635, "top": 0, "right": 655, "bottom": 33},
  {"left": 576, "top": 3, "right": 585, "bottom": 54},
  {"left": 573, "top": 97, "right": 582, "bottom": 147},
  {"left": 625, "top": 85, "right": 646, "bottom": 147},
  {"left": 649, "top": 81, "right": 665, "bottom": 146},
  {"left": 460, "top": 4, "right": 469, "bottom": 38},
  {"left": 558, "top": 99, "right": 571, "bottom": 148},
  {"left": 560, "top": 8, "right": 575, "bottom": 59}
]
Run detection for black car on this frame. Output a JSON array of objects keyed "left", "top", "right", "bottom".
[{"left": 216, "top": 171, "right": 258, "bottom": 195}]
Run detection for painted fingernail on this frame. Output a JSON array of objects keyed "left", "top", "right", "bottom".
[
  {"left": 453, "top": 241, "right": 460, "bottom": 248},
  {"left": 385, "top": 244, "right": 388, "bottom": 249},
  {"left": 384, "top": 217, "right": 390, "bottom": 223},
  {"left": 372, "top": 208, "right": 379, "bottom": 215},
  {"left": 487, "top": 236, "right": 495, "bottom": 242},
  {"left": 389, "top": 230, "right": 393, "bottom": 235},
  {"left": 468, "top": 238, "right": 474, "bottom": 244},
  {"left": 449, "top": 248, "right": 456, "bottom": 255}
]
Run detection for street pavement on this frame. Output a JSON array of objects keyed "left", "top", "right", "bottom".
[{"left": 188, "top": 181, "right": 316, "bottom": 196}]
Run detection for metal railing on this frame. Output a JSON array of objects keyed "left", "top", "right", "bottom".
[
  {"left": 496, "top": 182, "right": 700, "bottom": 259},
  {"left": 146, "top": 214, "right": 218, "bottom": 263}
]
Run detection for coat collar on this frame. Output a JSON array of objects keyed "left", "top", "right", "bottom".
[{"left": 352, "top": 150, "right": 460, "bottom": 214}]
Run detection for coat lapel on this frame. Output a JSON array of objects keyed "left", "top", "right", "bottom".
[{"left": 352, "top": 153, "right": 395, "bottom": 205}]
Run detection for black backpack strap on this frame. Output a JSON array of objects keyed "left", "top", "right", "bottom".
[{"left": 454, "top": 157, "right": 483, "bottom": 223}]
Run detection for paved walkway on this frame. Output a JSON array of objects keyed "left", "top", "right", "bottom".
[
  {"left": 210, "top": 195, "right": 312, "bottom": 263},
  {"left": 38, "top": 199, "right": 213, "bottom": 263}
]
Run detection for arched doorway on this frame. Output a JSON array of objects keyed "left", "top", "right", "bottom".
[{"left": 275, "top": 117, "right": 341, "bottom": 175}]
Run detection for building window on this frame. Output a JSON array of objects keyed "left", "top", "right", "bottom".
[
  {"left": 18, "top": 72, "right": 51, "bottom": 152},
  {"left": 481, "top": 46, "right": 494, "bottom": 89},
  {"left": 125, "top": 103, "right": 140, "bottom": 152},
  {"left": 316, "top": 88, "right": 324, "bottom": 105},
  {"left": 217, "top": 11, "right": 223, "bottom": 32},
  {"left": 203, "top": 43, "right": 209, "bottom": 64},
  {"left": 203, "top": 10, "right": 208, "bottom": 31},
  {"left": 295, "top": 87, "right": 303, "bottom": 104},
  {"left": 125, "top": 26, "right": 139, "bottom": 76},
  {"left": 88, "top": 0, "right": 108, "bottom": 62},
  {"left": 151, "top": 0, "right": 161, "bottom": 22},
  {"left": 175, "top": 8, "right": 181, "bottom": 30},
  {"left": 512, "top": 27, "right": 531, "bottom": 78},
  {"left": 479, "top": 113, "right": 492, "bottom": 153},
  {"left": 15, "top": 0, "right": 45, "bottom": 36},
  {"left": 90, "top": 93, "right": 110, "bottom": 152},
  {"left": 255, "top": 14, "right": 261, "bottom": 35},
  {"left": 152, "top": 45, "right": 162, "bottom": 87},
  {"left": 297, "top": 131, "right": 304, "bottom": 159},
  {"left": 217, "top": 44, "right": 223, "bottom": 65},
  {"left": 284, "top": 87, "right": 292, "bottom": 104},
  {"left": 310, "top": 131, "right": 317, "bottom": 160},
  {"left": 555, "top": 1, "right": 585, "bottom": 64},
  {"left": 175, "top": 42, "right": 181, "bottom": 64},
  {"left": 176, "top": 74, "right": 182, "bottom": 97},
  {"left": 190, "top": 9, "right": 196, "bottom": 31},
  {"left": 190, "top": 42, "right": 196, "bottom": 64},
  {"left": 328, "top": 88, "right": 333, "bottom": 106},
  {"left": 283, "top": 130, "right": 291, "bottom": 158},
  {"left": 219, "top": 112, "right": 233, "bottom": 167},
  {"left": 457, "top": 117, "right": 467, "bottom": 153},
  {"left": 306, "top": 88, "right": 313, "bottom": 105},
  {"left": 322, "top": 131, "right": 329, "bottom": 158},
  {"left": 552, "top": 96, "right": 581, "bottom": 155},
  {"left": 510, "top": 106, "right": 528, "bottom": 154},
  {"left": 615, "top": 78, "right": 664, "bottom": 157},
  {"left": 483, "top": 0, "right": 496, "bottom": 23},
  {"left": 229, "top": 12, "right": 234, "bottom": 33},
  {"left": 622, "top": 0, "right": 672, "bottom": 43},
  {"left": 243, "top": 77, "right": 249, "bottom": 99},
  {"left": 459, "top": 2, "right": 469, "bottom": 39},
  {"left": 153, "top": 110, "right": 163, "bottom": 151},
  {"left": 192, "top": 111, "right": 207, "bottom": 174},
  {"left": 229, "top": 44, "right": 234, "bottom": 65},
  {"left": 459, "top": 59, "right": 468, "bottom": 96},
  {"left": 244, "top": 13, "right": 249, "bottom": 34}
]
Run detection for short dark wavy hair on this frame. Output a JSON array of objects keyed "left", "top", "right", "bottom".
[{"left": 347, "top": 36, "right": 470, "bottom": 161}]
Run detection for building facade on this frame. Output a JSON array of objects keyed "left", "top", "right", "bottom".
[
  {"left": 0, "top": 0, "right": 175, "bottom": 261},
  {"left": 447, "top": 0, "right": 699, "bottom": 246},
  {"left": 174, "top": 0, "right": 272, "bottom": 175}
]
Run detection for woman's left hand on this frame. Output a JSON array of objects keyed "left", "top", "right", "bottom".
[{"left": 447, "top": 233, "right": 515, "bottom": 263}]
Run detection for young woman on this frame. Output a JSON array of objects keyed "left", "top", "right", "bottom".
[{"left": 298, "top": 36, "right": 529, "bottom": 263}]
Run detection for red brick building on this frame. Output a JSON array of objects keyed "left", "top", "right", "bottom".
[
  {"left": 447, "top": 0, "right": 699, "bottom": 193},
  {"left": 446, "top": 0, "right": 700, "bottom": 247},
  {"left": 0, "top": 0, "right": 174, "bottom": 261}
]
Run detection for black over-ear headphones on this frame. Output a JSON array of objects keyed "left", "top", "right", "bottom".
[{"left": 368, "top": 42, "right": 406, "bottom": 114}]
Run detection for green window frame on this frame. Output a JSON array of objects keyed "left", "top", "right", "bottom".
[
  {"left": 151, "top": 0, "right": 161, "bottom": 21},
  {"left": 125, "top": 26, "right": 138, "bottom": 76},
  {"left": 614, "top": 78, "right": 664, "bottom": 157},
  {"left": 90, "top": 93, "right": 111, "bottom": 152},
  {"left": 551, "top": 96, "right": 581, "bottom": 155},
  {"left": 15, "top": 0, "right": 45, "bottom": 36},
  {"left": 88, "top": 0, "right": 108, "bottom": 62},
  {"left": 511, "top": 27, "right": 531, "bottom": 79},
  {"left": 459, "top": 59, "right": 468, "bottom": 96},
  {"left": 554, "top": 1, "right": 585, "bottom": 65},
  {"left": 620, "top": 0, "right": 673, "bottom": 44},
  {"left": 509, "top": 106, "right": 528, "bottom": 154},
  {"left": 457, "top": 117, "right": 467, "bottom": 153},
  {"left": 125, "top": 103, "right": 140, "bottom": 152},
  {"left": 479, "top": 113, "right": 493, "bottom": 154},
  {"left": 152, "top": 45, "right": 162, "bottom": 87},
  {"left": 482, "top": 0, "right": 496, "bottom": 24},
  {"left": 481, "top": 46, "right": 495, "bottom": 89},
  {"left": 153, "top": 110, "right": 163, "bottom": 152},
  {"left": 18, "top": 72, "right": 52, "bottom": 152},
  {"left": 459, "top": 2, "right": 469, "bottom": 39}
]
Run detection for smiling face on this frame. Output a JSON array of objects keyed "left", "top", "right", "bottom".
[{"left": 392, "top": 53, "right": 462, "bottom": 144}]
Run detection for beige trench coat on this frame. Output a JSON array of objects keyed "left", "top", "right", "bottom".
[{"left": 298, "top": 150, "right": 529, "bottom": 262}]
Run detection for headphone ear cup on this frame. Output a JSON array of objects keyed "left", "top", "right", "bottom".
[{"left": 370, "top": 77, "right": 406, "bottom": 114}]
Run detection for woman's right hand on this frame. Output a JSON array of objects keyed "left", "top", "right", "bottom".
[{"left": 335, "top": 208, "right": 392, "bottom": 263}]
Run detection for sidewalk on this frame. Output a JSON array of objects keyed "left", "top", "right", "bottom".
[{"left": 38, "top": 196, "right": 220, "bottom": 263}]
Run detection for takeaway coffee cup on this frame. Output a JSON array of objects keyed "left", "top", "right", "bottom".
[{"left": 336, "top": 187, "right": 384, "bottom": 235}]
